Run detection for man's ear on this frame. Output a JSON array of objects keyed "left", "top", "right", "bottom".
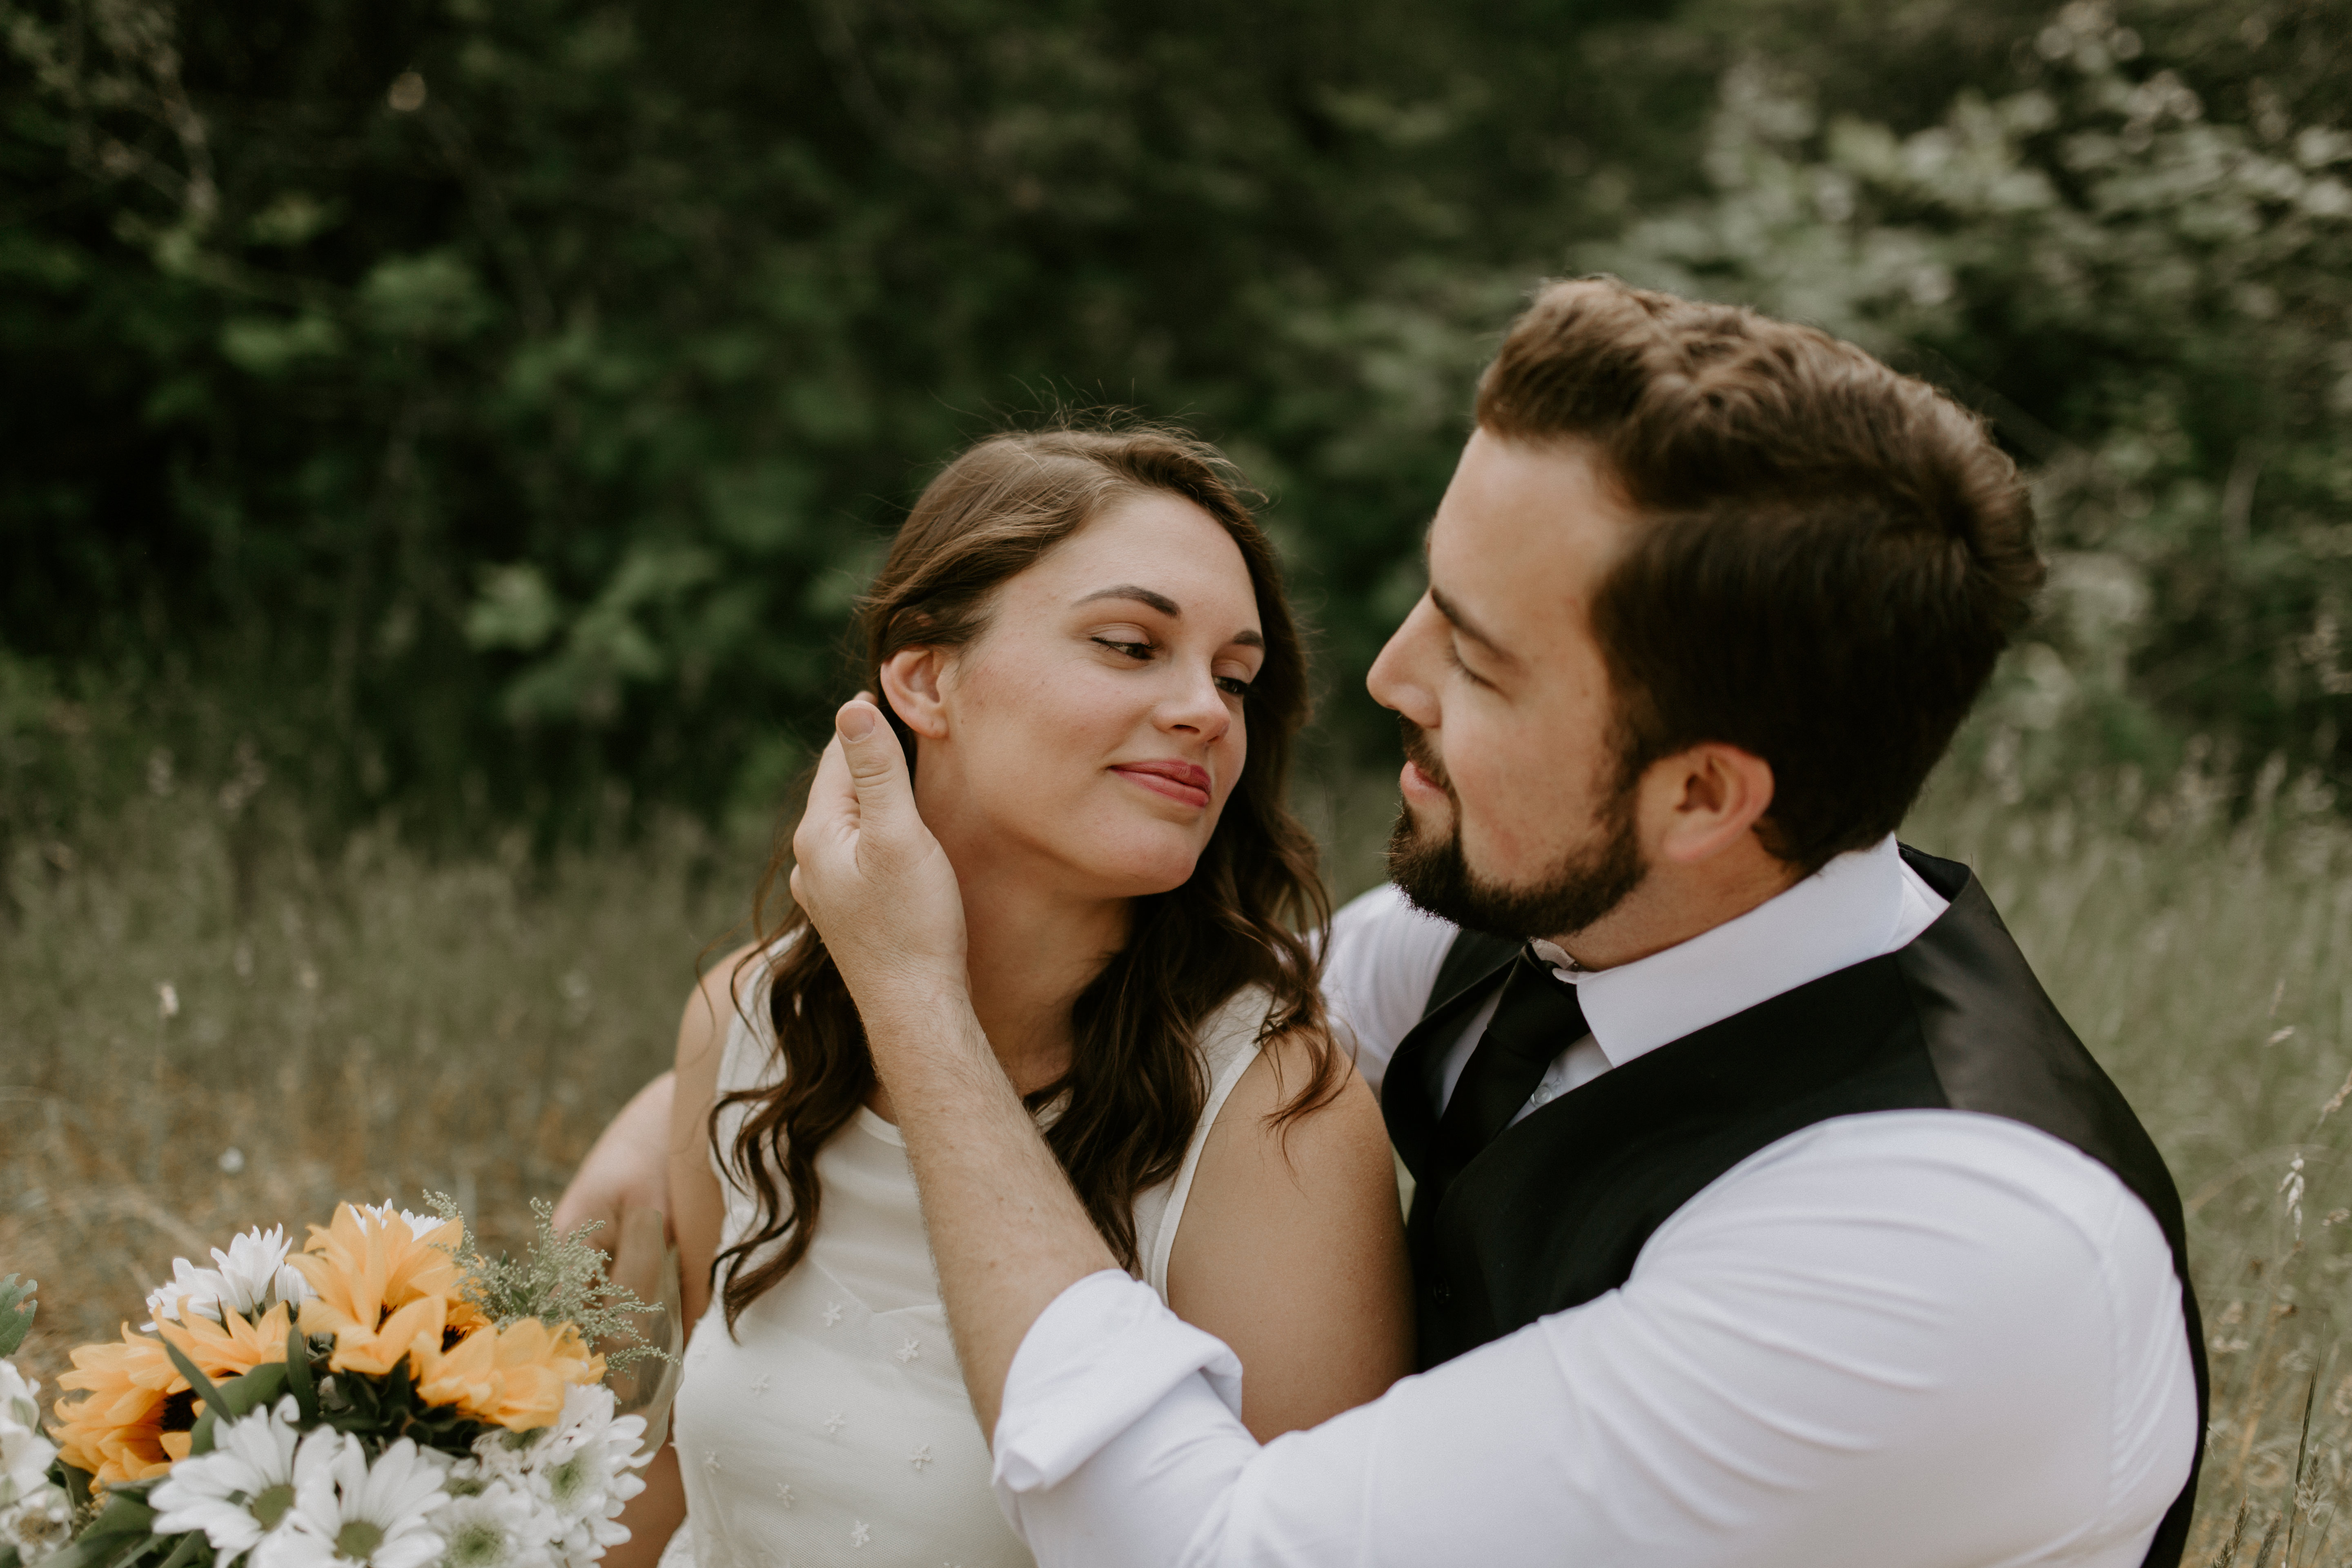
[
  {"left": 1646, "top": 742, "right": 1777, "bottom": 866},
  {"left": 878, "top": 647, "right": 952, "bottom": 739}
]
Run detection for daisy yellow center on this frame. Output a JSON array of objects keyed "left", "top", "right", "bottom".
[
  {"left": 446, "top": 1519, "right": 506, "bottom": 1568},
  {"left": 336, "top": 1519, "right": 387, "bottom": 1559},
  {"left": 249, "top": 1483, "right": 296, "bottom": 1530},
  {"left": 548, "top": 1454, "right": 590, "bottom": 1506}
]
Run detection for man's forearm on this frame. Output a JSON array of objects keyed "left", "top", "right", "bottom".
[{"left": 862, "top": 985, "right": 1118, "bottom": 1436}]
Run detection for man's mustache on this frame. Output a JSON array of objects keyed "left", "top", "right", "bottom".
[{"left": 1398, "top": 717, "right": 1454, "bottom": 795}]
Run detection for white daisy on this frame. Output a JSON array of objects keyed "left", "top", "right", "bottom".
[
  {"left": 152, "top": 1396, "right": 306, "bottom": 1565},
  {"left": 0, "top": 1359, "right": 58, "bottom": 1502},
  {"left": 258, "top": 1431, "right": 448, "bottom": 1568},
  {"left": 481, "top": 1387, "right": 646, "bottom": 1567},
  {"left": 432, "top": 1479, "right": 554, "bottom": 1568},
  {"left": 145, "top": 1226, "right": 314, "bottom": 1329},
  {"left": 354, "top": 1204, "right": 449, "bottom": 1238},
  {"left": 0, "top": 1361, "right": 71, "bottom": 1566},
  {"left": 0, "top": 1480, "right": 72, "bottom": 1567}
]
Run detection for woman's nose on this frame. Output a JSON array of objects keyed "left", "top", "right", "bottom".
[{"left": 1158, "top": 662, "right": 1232, "bottom": 741}]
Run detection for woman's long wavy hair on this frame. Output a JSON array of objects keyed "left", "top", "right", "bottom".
[{"left": 711, "top": 424, "right": 1341, "bottom": 1330}]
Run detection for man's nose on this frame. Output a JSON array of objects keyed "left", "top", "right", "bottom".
[{"left": 1368, "top": 591, "right": 1440, "bottom": 724}]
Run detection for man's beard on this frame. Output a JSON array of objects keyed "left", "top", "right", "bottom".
[{"left": 1386, "top": 717, "right": 1649, "bottom": 941}]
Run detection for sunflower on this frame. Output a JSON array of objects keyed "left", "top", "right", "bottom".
[
  {"left": 158, "top": 1301, "right": 294, "bottom": 1382},
  {"left": 410, "top": 1319, "right": 603, "bottom": 1433},
  {"left": 323, "top": 1294, "right": 447, "bottom": 1381},
  {"left": 291, "top": 1205, "right": 483, "bottom": 1350},
  {"left": 51, "top": 1327, "right": 190, "bottom": 1486}
]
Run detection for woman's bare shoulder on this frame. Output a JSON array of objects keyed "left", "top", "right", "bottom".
[{"left": 676, "top": 938, "right": 773, "bottom": 1089}]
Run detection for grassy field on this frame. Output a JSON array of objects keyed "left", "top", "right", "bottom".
[{"left": 6, "top": 757, "right": 2352, "bottom": 1563}]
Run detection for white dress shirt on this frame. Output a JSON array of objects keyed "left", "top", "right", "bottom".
[{"left": 990, "top": 837, "right": 2198, "bottom": 1568}]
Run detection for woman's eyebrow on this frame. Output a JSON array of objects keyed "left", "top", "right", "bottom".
[
  {"left": 1074, "top": 584, "right": 1263, "bottom": 649},
  {"left": 1075, "top": 584, "right": 1183, "bottom": 617}
]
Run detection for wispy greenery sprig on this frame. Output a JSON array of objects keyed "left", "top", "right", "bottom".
[
  {"left": 0, "top": 1274, "right": 34, "bottom": 1358},
  {"left": 423, "top": 1195, "right": 671, "bottom": 1370}
]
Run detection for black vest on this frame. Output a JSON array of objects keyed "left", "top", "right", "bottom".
[{"left": 1382, "top": 847, "right": 2206, "bottom": 1568}]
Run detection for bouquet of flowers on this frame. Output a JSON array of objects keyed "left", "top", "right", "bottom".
[{"left": 0, "top": 1199, "right": 667, "bottom": 1568}]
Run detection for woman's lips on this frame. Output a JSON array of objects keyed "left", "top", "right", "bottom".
[{"left": 1114, "top": 760, "right": 1212, "bottom": 810}]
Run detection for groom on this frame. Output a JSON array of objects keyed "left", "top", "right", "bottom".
[{"left": 576, "top": 279, "right": 2205, "bottom": 1565}]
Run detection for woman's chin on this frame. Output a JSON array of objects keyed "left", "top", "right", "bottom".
[{"left": 1065, "top": 833, "right": 1206, "bottom": 901}]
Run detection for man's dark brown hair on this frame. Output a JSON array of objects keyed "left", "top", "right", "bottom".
[{"left": 1477, "top": 276, "right": 2045, "bottom": 872}]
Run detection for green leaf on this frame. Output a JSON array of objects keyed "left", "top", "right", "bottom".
[
  {"left": 151, "top": 1534, "right": 205, "bottom": 1568},
  {"left": 0, "top": 1274, "right": 34, "bottom": 1357},
  {"left": 186, "top": 1362, "right": 289, "bottom": 1455},
  {"left": 72, "top": 1493, "right": 157, "bottom": 1545},
  {"left": 60, "top": 1460, "right": 94, "bottom": 1514},
  {"left": 156, "top": 1340, "right": 223, "bottom": 1434},
  {"left": 285, "top": 1326, "right": 320, "bottom": 1423}
]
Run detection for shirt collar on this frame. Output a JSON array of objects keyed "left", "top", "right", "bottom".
[{"left": 1535, "top": 834, "right": 1911, "bottom": 1069}]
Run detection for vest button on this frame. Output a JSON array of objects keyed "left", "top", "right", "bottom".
[{"left": 1432, "top": 1282, "right": 1451, "bottom": 1304}]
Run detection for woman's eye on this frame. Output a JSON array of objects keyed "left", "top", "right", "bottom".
[
  {"left": 1093, "top": 637, "right": 1155, "bottom": 662},
  {"left": 1215, "top": 675, "right": 1253, "bottom": 698}
]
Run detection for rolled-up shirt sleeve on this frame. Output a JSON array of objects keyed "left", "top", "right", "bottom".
[{"left": 991, "top": 1113, "right": 2196, "bottom": 1568}]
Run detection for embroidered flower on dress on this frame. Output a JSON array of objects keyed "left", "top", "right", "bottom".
[
  {"left": 820, "top": 1304, "right": 842, "bottom": 1328},
  {"left": 894, "top": 1338, "right": 919, "bottom": 1365},
  {"left": 847, "top": 1521, "right": 869, "bottom": 1549},
  {"left": 906, "top": 1445, "right": 931, "bottom": 1473},
  {"left": 821, "top": 1412, "right": 846, "bottom": 1437}
]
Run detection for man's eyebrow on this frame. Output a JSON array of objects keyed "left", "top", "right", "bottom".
[
  {"left": 1429, "top": 586, "right": 1519, "bottom": 667},
  {"left": 1076, "top": 584, "right": 1264, "bottom": 650}
]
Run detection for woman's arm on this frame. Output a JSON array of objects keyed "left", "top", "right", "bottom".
[
  {"left": 1163, "top": 1031, "right": 1414, "bottom": 1441},
  {"left": 669, "top": 943, "right": 760, "bottom": 1326},
  {"left": 589, "top": 945, "right": 760, "bottom": 1568},
  {"left": 552, "top": 1072, "right": 677, "bottom": 1254}
]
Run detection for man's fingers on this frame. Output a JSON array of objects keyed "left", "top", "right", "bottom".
[{"left": 833, "top": 699, "right": 920, "bottom": 834}]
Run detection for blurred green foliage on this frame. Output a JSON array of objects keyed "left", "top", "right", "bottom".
[{"left": 0, "top": 0, "right": 2346, "bottom": 852}]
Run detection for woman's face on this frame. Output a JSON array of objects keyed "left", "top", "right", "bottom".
[{"left": 883, "top": 491, "right": 1266, "bottom": 903}]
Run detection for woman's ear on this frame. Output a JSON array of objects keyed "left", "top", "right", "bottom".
[{"left": 878, "top": 647, "right": 953, "bottom": 739}]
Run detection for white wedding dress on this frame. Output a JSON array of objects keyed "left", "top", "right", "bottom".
[{"left": 665, "top": 971, "right": 1270, "bottom": 1568}]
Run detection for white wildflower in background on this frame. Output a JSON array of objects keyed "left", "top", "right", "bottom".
[
  {"left": 0, "top": 1360, "right": 72, "bottom": 1566},
  {"left": 152, "top": 1396, "right": 306, "bottom": 1564},
  {"left": 2282, "top": 1154, "right": 2307, "bottom": 1238},
  {"left": 258, "top": 1431, "right": 448, "bottom": 1568},
  {"left": 145, "top": 1226, "right": 314, "bottom": 1330}
]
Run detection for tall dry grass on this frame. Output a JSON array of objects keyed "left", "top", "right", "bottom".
[
  {"left": 0, "top": 793, "right": 755, "bottom": 1389},
  {"left": 5, "top": 751, "right": 2352, "bottom": 1560}
]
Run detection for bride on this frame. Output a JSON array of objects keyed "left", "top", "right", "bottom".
[{"left": 584, "top": 424, "right": 1413, "bottom": 1568}]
